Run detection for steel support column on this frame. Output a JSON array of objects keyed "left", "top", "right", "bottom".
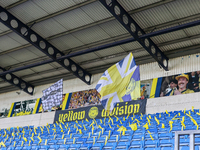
[
  {"left": 0, "top": 67, "right": 34, "bottom": 95},
  {"left": 99, "top": 0, "right": 169, "bottom": 70},
  {"left": 0, "top": 6, "right": 91, "bottom": 85}
]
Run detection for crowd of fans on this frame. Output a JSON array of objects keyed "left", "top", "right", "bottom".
[{"left": 68, "top": 89, "right": 101, "bottom": 109}]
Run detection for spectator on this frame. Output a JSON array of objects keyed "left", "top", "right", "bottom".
[
  {"left": 160, "top": 79, "right": 178, "bottom": 96},
  {"left": 188, "top": 72, "right": 199, "bottom": 92},
  {"left": 170, "top": 73, "right": 194, "bottom": 95}
]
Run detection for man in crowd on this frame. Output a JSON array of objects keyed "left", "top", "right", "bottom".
[
  {"left": 160, "top": 79, "right": 178, "bottom": 96},
  {"left": 197, "top": 71, "right": 200, "bottom": 91},
  {"left": 188, "top": 71, "right": 199, "bottom": 92},
  {"left": 170, "top": 73, "right": 194, "bottom": 95}
]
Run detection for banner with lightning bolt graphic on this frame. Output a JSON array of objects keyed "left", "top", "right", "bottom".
[{"left": 96, "top": 53, "right": 140, "bottom": 111}]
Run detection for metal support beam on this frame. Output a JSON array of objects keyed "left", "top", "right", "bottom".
[
  {"left": 0, "top": 18, "right": 200, "bottom": 76},
  {"left": 0, "top": 6, "right": 91, "bottom": 85},
  {"left": 0, "top": 67, "right": 34, "bottom": 95},
  {"left": 99, "top": 0, "right": 169, "bottom": 70}
]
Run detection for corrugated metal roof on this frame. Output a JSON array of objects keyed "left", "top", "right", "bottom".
[
  {"left": 0, "top": 55, "right": 20, "bottom": 67},
  {"left": 53, "top": 8, "right": 94, "bottom": 30},
  {"left": 31, "top": 18, "right": 67, "bottom": 38},
  {"left": 0, "top": 35, "right": 22, "bottom": 52},
  {"left": 95, "top": 46, "right": 125, "bottom": 57},
  {"left": 32, "top": 0, "right": 86, "bottom": 14},
  {"left": 7, "top": 48, "right": 39, "bottom": 62},
  {"left": 72, "top": 25, "right": 110, "bottom": 44},
  {"left": 131, "top": 5, "right": 174, "bottom": 29},
  {"left": 71, "top": 53, "right": 99, "bottom": 63},
  {"left": 190, "top": 38, "right": 200, "bottom": 45},
  {"left": 80, "top": 1, "right": 112, "bottom": 21},
  {"left": 0, "top": 0, "right": 200, "bottom": 93},
  {"left": 0, "top": 23, "right": 9, "bottom": 33},
  {"left": 49, "top": 34, "right": 84, "bottom": 51},
  {"left": 165, "top": 0, "right": 200, "bottom": 19},
  {"left": 0, "top": 0, "right": 19, "bottom": 7},
  {"left": 98, "top": 20, "right": 129, "bottom": 37},
  {"left": 120, "top": 42, "right": 143, "bottom": 51},
  {"left": 8, "top": 1, "right": 48, "bottom": 24},
  {"left": 160, "top": 40, "right": 194, "bottom": 52},
  {"left": 118, "top": 0, "right": 161, "bottom": 11},
  {"left": 81, "top": 60, "right": 106, "bottom": 69},
  {"left": 13, "top": 69, "right": 35, "bottom": 77},
  {"left": 103, "top": 55, "right": 126, "bottom": 64},
  {"left": 151, "top": 30, "right": 187, "bottom": 44},
  {"left": 183, "top": 25, "right": 200, "bottom": 36}
]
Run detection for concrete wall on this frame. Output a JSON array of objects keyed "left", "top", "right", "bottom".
[
  {"left": 146, "top": 92, "right": 200, "bottom": 114},
  {"left": 0, "top": 111, "right": 55, "bottom": 129}
]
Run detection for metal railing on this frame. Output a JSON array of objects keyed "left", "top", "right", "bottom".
[{"left": 174, "top": 130, "right": 200, "bottom": 150}]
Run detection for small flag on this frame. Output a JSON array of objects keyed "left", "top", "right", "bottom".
[
  {"left": 143, "top": 123, "right": 149, "bottom": 130},
  {"left": 129, "top": 123, "right": 137, "bottom": 131},
  {"left": 169, "top": 121, "right": 173, "bottom": 132},
  {"left": 0, "top": 141, "right": 6, "bottom": 147},
  {"left": 154, "top": 116, "right": 160, "bottom": 125}
]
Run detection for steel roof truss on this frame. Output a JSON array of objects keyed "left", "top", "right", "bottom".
[
  {"left": 0, "top": 6, "right": 91, "bottom": 84},
  {"left": 0, "top": 67, "right": 34, "bottom": 95},
  {"left": 99, "top": 0, "right": 169, "bottom": 71}
]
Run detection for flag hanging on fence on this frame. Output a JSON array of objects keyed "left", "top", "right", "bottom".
[
  {"left": 41, "top": 79, "right": 63, "bottom": 111},
  {"left": 96, "top": 53, "right": 140, "bottom": 111}
]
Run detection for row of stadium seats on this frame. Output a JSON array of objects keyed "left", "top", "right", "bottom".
[{"left": 0, "top": 108, "right": 200, "bottom": 150}]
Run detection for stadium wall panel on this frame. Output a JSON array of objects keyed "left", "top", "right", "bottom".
[{"left": 0, "top": 111, "right": 55, "bottom": 129}]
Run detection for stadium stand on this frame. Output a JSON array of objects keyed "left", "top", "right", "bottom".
[{"left": 1, "top": 108, "right": 200, "bottom": 150}]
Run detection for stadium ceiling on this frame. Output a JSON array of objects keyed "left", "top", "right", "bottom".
[{"left": 0, "top": 0, "right": 200, "bottom": 95}]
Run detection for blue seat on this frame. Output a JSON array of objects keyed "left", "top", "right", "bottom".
[
  {"left": 22, "top": 146, "right": 32, "bottom": 150},
  {"left": 31, "top": 145, "right": 40, "bottom": 150},
  {"left": 179, "top": 138, "right": 189, "bottom": 146},
  {"left": 145, "top": 134, "right": 158, "bottom": 140},
  {"left": 132, "top": 134, "right": 145, "bottom": 140},
  {"left": 76, "top": 138, "right": 87, "bottom": 144},
  {"left": 48, "top": 140, "right": 57, "bottom": 145},
  {"left": 116, "top": 141, "right": 130, "bottom": 149},
  {"left": 108, "top": 136, "right": 118, "bottom": 142},
  {"left": 15, "top": 147, "right": 23, "bottom": 150},
  {"left": 7, "top": 147, "right": 15, "bottom": 150},
  {"left": 145, "top": 140, "right": 159, "bottom": 148},
  {"left": 179, "top": 145, "right": 190, "bottom": 150},
  {"left": 145, "top": 148, "right": 161, "bottom": 150},
  {"left": 49, "top": 145, "right": 60, "bottom": 150},
  {"left": 58, "top": 144, "right": 69, "bottom": 150},
  {"left": 96, "top": 136, "right": 106, "bottom": 143},
  {"left": 66, "top": 138, "right": 74, "bottom": 144},
  {"left": 129, "top": 148, "right": 144, "bottom": 150},
  {"left": 160, "top": 147, "right": 174, "bottom": 150},
  {"left": 57, "top": 139, "right": 65, "bottom": 145},
  {"left": 119, "top": 135, "right": 132, "bottom": 142},
  {"left": 86, "top": 137, "right": 96, "bottom": 144},
  {"left": 79, "top": 143, "right": 93, "bottom": 150},
  {"left": 130, "top": 140, "right": 144, "bottom": 148},
  {"left": 68, "top": 144, "right": 81, "bottom": 150},
  {"left": 159, "top": 133, "right": 173, "bottom": 139},
  {"left": 159, "top": 139, "right": 174, "bottom": 148},
  {"left": 103, "top": 142, "right": 117, "bottom": 150},
  {"left": 90, "top": 143, "right": 104, "bottom": 149}
]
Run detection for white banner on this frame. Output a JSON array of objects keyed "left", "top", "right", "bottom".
[{"left": 42, "top": 79, "right": 63, "bottom": 111}]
